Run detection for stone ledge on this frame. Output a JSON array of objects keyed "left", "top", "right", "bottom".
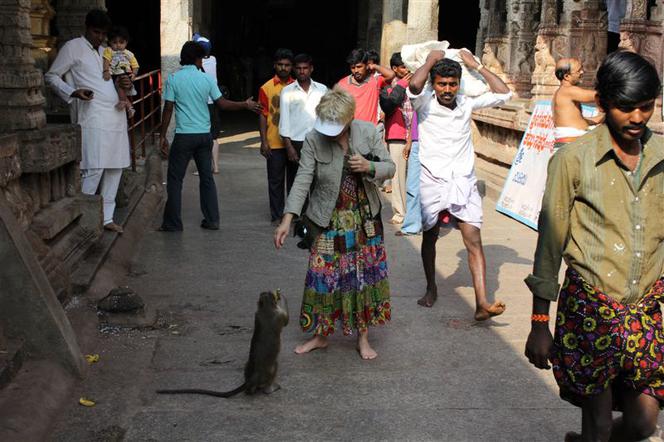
[
  {"left": 29, "top": 196, "right": 81, "bottom": 241},
  {"left": 18, "top": 124, "right": 81, "bottom": 174}
]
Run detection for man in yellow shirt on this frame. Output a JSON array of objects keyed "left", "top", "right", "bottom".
[
  {"left": 525, "top": 51, "right": 663, "bottom": 441},
  {"left": 258, "top": 49, "right": 294, "bottom": 224}
]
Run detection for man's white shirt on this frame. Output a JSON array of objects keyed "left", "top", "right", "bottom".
[
  {"left": 279, "top": 80, "right": 328, "bottom": 142},
  {"left": 45, "top": 36, "right": 130, "bottom": 170},
  {"left": 407, "top": 85, "right": 512, "bottom": 180}
]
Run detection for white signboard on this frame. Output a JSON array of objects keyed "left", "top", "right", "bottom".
[{"left": 496, "top": 100, "right": 597, "bottom": 230}]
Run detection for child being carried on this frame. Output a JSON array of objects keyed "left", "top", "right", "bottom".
[{"left": 103, "top": 26, "right": 139, "bottom": 117}]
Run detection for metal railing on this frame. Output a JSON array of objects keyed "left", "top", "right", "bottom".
[{"left": 128, "top": 69, "right": 162, "bottom": 170}]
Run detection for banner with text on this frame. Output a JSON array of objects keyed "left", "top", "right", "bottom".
[{"left": 495, "top": 100, "right": 596, "bottom": 230}]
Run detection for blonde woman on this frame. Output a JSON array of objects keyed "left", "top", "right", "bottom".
[{"left": 274, "top": 87, "right": 395, "bottom": 359}]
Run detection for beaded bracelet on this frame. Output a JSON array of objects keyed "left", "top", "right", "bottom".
[{"left": 531, "top": 314, "right": 550, "bottom": 322}]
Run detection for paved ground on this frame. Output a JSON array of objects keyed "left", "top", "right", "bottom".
[{"left": 48, "top": 115, "right": 661, "bottom": 441}]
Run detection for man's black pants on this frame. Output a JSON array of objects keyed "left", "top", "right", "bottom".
[
  {"left": 162, "top": 133, "right": 219, "bottom": 230},
  {"left": 266, "top": 141, "right": 302, "bottom": 221}
]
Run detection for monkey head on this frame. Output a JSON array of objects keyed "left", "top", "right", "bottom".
[{"left": 258, "top": 290, "right": 289, "bottom": 327}]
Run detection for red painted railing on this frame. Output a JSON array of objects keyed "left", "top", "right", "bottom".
[{"left": 128, "top": 69, "right": 162, "bottom": 170}]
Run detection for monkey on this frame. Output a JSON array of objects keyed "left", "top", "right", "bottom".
[{"left": 156, "top": 290, "right": 288, "bottom": 398}]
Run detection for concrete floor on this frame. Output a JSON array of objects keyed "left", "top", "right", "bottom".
[{"left": 48, "top": 116, "right": 662, "bottom": 441}]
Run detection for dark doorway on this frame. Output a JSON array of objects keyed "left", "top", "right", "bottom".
[
  {"left": 106, "top": 0, "right": 161, "bottom": 73},
  {"left": 438, "top": 1, "right": 481, "bottom": 53},
  {"left": 209, "top": 0, "right": 359, "bottom": 100}
]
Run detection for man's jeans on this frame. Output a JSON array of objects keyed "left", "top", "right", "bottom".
[
  {"left": 162, "top": 133, "right": 219, "bottom": 230},
  {"left": 401, "top": 141, "right": 422, "bottom": 234},
  {"left": 266, "top": 141, "right": 301, "bottom": 222}
]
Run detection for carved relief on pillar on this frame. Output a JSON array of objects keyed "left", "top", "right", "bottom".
[
  {"left": 30, "top": 0, "right": 57, "bottom": 73},
  {"left": 482, "top": 42, "right": 508, "bottom": 77},
  {"left": 0, "top": 0, "right": 47, "bottom": 133},
  {"left": 567, "top": 6, "right": 607, "bottom": 84},
  {"left": 620, "top": 0, "right": 662, "bottom": 80},
  {"left": 54, "top": 0, "right": 106, "bottom": 46},
  {"left": 530, "top": 34, "right": 559, "bottom": 100},
  {"left": 540, "top": 0, "right": 561, "bottom": 26},
  {"left": 628, "top": 0, "right": 649, "bottom": 20},
  {"left": 506, "top": 0, "right": 541, "bottom": 98}
]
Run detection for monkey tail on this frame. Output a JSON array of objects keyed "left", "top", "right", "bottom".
[{"left": 156, "top": 383, "right": 246, "bottom": 398}]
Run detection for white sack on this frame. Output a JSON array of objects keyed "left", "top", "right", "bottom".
[{"left": 401, "top": 41, "right": 489, "bottom": 97}]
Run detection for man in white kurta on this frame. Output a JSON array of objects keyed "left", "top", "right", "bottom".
[
  {"left": 407, "top": 49, "right": 511, "bottom": 320},
  {"left": 45, "top": 9, "right": 130, "bottom": 233}
]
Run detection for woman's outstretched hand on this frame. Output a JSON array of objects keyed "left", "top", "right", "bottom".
[{"left": 274, "top": 213, "right": 294, "bottom": 249}]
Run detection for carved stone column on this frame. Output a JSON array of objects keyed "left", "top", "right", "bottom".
[
  {"left": 54, "top": 0, "right": 106, "bottom": 46},
  {"left": 568, "top": 1, "right": 607, "bottom": 83},
  {"left": 530, "top": 0, "right": 562, "bottom": 100},
  {"left": 619, "top": 0, "right": 663, "bottom": 125},
  {"left": 0, "top": 0, "right": 47, "bottom": 133},
  {"left": 479, "top": 0, "right": 511, "bottom": 90},
  {"left": 406, "top": 0, "right": 439, "bottom": 44},
  {"left": 30, "top": 0, "right": 56, "bottom": 74},
  {"left": 505, "top": 0, "right": 541, "bottom": 98},
  {"left": 381, "top": 0, "right": 407, "bottom": 66}
]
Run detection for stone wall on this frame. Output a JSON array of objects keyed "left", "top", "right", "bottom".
[{"left": 1, "top": 0, "right": 104, "bottom": 301}]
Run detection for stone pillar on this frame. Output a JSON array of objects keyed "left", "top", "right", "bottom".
[
  {"left": 619, "top": 0, "right": 663, "bottom": 124},
  {"left": 566, "top": 0, "right": 607, "bottom": 84},
  {"left": 161, "top": 0, "right": 193, "bottom": 138},
  {"left": 161, "top": 0, "right": 193, "bottom": 80},
  {"left": 479, "top": 0, "right": 511, "bottom": 88},
  {"left": 530, "top": 0, "right": 562, "bottom": 101},
  {"left": 366, "top": 0, "right": 383, "bottom": 53},
  {"left": 406, "top": 0, "right": 439, "bottom": 44},
  {"left": 30, "top": 0, "right": 56, "bottom": 75},
  {"left": 381, "top": 0, "right": 408, "bottom": 66},
  {"left": 0, "top": 0, "right": 47, "bottom": 133},
  {"left": 505, "top": 0, "right": 540, "bottom": 98},
  {"left": 54, "top": 0, "right": 106, "bottom": 46}
]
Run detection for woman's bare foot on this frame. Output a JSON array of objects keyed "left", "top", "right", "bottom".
[
  {"left": 474, "top": 300, "right": 506, "bottom": 321},
  {"left": 417, "top": 288, "right": 437, "bottom": 308},
  {"left": 294, "top": 335, "right": 327, "bottom": 354},
  {"left": 356, "top": 331, "right": 377, "bottom": 360}
]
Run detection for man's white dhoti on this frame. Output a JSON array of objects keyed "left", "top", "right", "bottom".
[{"left": 420, "top": 165, "right": 482, "bottom": 231}]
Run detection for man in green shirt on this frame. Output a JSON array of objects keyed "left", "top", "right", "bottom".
[{"left": 525, "top": 51, "right": 663, "bottom": 441}]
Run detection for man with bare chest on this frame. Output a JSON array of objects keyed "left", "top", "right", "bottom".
[{"left": 552, "top": 58, "right": 604, "bottom": 148}]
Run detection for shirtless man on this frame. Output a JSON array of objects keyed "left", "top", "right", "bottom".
[{"left": 552, "top": 58, "right": 604, "bottom": 148}]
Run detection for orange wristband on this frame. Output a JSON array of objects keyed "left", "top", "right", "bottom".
[{"left": 531, "top": 314, "right": 550, "bottom": 322}]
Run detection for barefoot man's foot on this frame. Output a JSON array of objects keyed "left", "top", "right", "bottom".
[
  {"left": 356, "top": 332, "right": 377, "bottom": 360},
  {"left": 474, "top": 300, "right": 506, "bottom": 321},
  {"left": 294, "top": 335, "right": 328, "bottom": 354},
  {"left": 417, "top": 289, "right": 437, "bottom": 308}
]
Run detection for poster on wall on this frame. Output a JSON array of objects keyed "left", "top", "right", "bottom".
[{"left": 495, "top": 100, "right": 598, "bottom": 230}]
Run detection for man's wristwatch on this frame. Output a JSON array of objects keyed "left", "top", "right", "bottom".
[{"left": 474, "top": 63, "right": 484, "bottom": 71}]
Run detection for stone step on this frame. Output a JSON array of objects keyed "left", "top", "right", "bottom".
[
  {"left": 70, "top": 174, "right": 146, "bottom": 295},
  {"left": 30, "top": 197, "right": 81, "bottom": 241}
]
